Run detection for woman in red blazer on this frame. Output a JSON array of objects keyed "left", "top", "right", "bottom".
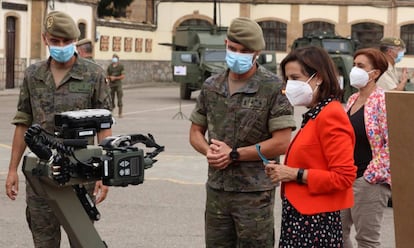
[{"left": 265, "top": 46, "right": 357, "bottom": 247}]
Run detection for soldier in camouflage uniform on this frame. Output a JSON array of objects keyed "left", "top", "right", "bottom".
[
  {"left": 5, "top": 11, "right": 112, "bottom": 248},
  {"left": 189, "top": 17, "right": 296, "bottom": 248},
  {"left": 76, "top": 38, "right": 94, "bottom": 61},
  {"left": 107, "top": 54, "right": 125, "bottom": 118}
]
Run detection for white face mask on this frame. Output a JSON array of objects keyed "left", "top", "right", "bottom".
[
  {"left": 350, "top": 67, "right": 373, "bottom": 89},
  {"left": 285, "top": 73, "right": 316, "bottom": 106}
]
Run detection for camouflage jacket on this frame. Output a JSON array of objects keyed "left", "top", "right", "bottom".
[
  {"left": 12, "top": 56, "right": 112, "bottom": 133},
  {"left": 107, "top": 63, "right": 124, "bottom": 85},
  {"left": 190, "top": 65, "right": 296, "bottom": 192}
]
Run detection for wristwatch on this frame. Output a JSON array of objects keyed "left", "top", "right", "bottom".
[
  {"left": 297, "top": 168, "right": 305, "bottom": 184},
  {"left": 229, "top": 147, "right": 240, "bottom": 161}
]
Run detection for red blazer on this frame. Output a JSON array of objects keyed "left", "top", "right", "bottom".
[{"left": 283, "top": 101, "right": 356, "bottom": 215}]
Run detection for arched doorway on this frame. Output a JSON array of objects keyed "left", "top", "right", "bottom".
[{"left": 6, "top": 16, "right": 16, "bottom": 89}]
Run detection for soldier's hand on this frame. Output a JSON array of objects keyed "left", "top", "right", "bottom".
[
  {"left": 206, "top": 139, "right": 232, "bottom": 169},
  {"left": 5, "top": 170, "right": 19, "bottom": 200},
  {"left": 94, "top": 180, "right": 109, "bottom": 204}
]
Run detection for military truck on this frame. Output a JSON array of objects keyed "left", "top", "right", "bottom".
[
  {"left": 165, "top": 25, "right": 277, "bottom": 100},
  {"left": 291, "top": 32, "right": 358, "bottom": 102}
]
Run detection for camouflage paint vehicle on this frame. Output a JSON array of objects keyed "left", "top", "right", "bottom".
[
  {"left": 291, "top": 32, "right": 358, "bottom": 102},
  {"left": 167, "top": 26, "right": 277, "bottom": 100}
]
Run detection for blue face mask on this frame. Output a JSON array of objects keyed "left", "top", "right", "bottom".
[
  {"left": 112, "top": 57, "right": 119, "bottom": 63},
  {"left": 225, "top": 49, "right": 255, "bottom": 74},
  {"left": 395, "top": 51, "right": 404, "bottom": 63},
  {"left": 49, "top": 43, "right": 75, "bottom": 63}
]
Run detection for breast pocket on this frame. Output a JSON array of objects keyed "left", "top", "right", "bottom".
[
  {"left": 56, "top": 82, "right": 93, "bottom": 110},
  {"left": 31, "top": 86, "right": 54, "bottom": 110},
  {"left": 238, "top": 97, "right": 269, "bottom": 144}
]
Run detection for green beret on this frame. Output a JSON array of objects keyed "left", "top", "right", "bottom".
[
  {"left": 380, "top": 37, "right": 406, "bottom": 48},
  {"left": 43, "top": 11, "right": 80, "bottom": 40},
  {"left": 76, "top": 38, "right": 92, "bottom": 47},
  {"left": 227, "top": 17, "right": 265, "bottom": 51}
]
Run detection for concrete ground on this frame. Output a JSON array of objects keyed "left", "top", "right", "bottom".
[{"left": 0, "top": 85, "right": 395, "bottom": 247}]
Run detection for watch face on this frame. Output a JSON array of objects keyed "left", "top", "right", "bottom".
[{"left": 230, "top": 149, "right": 239, "bottom": 160}]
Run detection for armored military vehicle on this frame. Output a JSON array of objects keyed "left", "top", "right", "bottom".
[
  {"left": 291, "top": 32, "right": 358, "bottom": 102},
  {"left": 170, "top": 25, "right": 227, "bottom": 100},
  {"left": 166, "top": 25, "right": 277, "bottom": 100}
]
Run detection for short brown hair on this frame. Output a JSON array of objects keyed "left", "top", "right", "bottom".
[
  {"left": 280, "top": 46, "right": 342, "bottom": 102},
  {"left": 354, "top": 48, "right": 388, "bottom": 79}
]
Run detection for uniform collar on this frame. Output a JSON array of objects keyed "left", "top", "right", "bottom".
[
  {"left": 34, "top": 54, "right": 84, "bottom": 82},
  {"left": 210, "top": 65, "right": 263, "bottom": 96}
]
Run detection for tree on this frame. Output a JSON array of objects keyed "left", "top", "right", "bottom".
[{"left": 98, "top": 0, "right": 134, "bottom": 18}]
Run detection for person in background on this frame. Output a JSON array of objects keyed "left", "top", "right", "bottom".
[
  {"left": 377, "top": 37, "right": 408, "bottom": 91},
  {"left": 376, "top": 37, "right": 405, "bottom": 206},
  {"left": 341, "top": 48, "right": 391, "bottom": 248},
  {"left": 76, "top": 38, "right": 94, "bottom": 60},
  {"left": 189, "top": 17, "right": 296, "bottom": 247},
  {"left": 107, "top": 54, "right": 125, "bottom": 118},
  {"left": 265, "top": 46, "right": 357, "bottom": 247},
  {"left": 4, "top": 11, "right": 112, "bottom": 248}
]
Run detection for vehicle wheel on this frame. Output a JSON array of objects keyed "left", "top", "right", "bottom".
[{"left": 180, "top": 83, "right": 191, "bottom": 100}]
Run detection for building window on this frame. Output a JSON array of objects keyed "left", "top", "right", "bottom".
[
  {"left": 113, "top": 36, "right": 122, "bottom": 52},
  {"left": 78, "top": 22, "right": 86, "bottom": 39},
  {"left": 135, "top": 38, "right": 143, "bottom": 53},
  {"left": 401, "top": 24, "right": 414, "bottom": 55},
  {"left": 351, "top": 22, "right": 383, "bottom": 49},
  {"left": 145, "top": 38, "right": 152, "bottom": 53},
  {"left": 303, "top": 21, "right": 335, "bottom": 36},
  {"left": 100, "top": 35, "right": 109, "bottom": 51},
  {"left": 258, "top": 20, "right": 287, "bottom": 51},
  {"left": 124, "top": 37, "right": 133, "bottom": 52}
]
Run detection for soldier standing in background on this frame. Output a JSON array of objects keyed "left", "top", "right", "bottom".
[
  {"left": 76, "top": 38, "right": 94, "bottom": 61},
  {"left": 107, "top": 54, "right": 125, "bottom": 118},
  {"left": 377, "top": 37, "right": 409, "bottom": 91},
  {"left": 189, "top": 17, "right": 296, "bottom": 247},
  {"left": 377, "top": 37, "right": 408, "bottom": 207},
  {"left": 4, "top": 11, "right": 112, "bottom": 247}
]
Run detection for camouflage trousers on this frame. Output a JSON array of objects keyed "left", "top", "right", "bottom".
[
  {"left": 205, "top": 186, "right": 275, "bottom": 248},
  {"left": 110, "top": 83, "right": 123, "bottom": 108},
  {"left": 25, "top": 181, "right": 95, "bottom": 248}
]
